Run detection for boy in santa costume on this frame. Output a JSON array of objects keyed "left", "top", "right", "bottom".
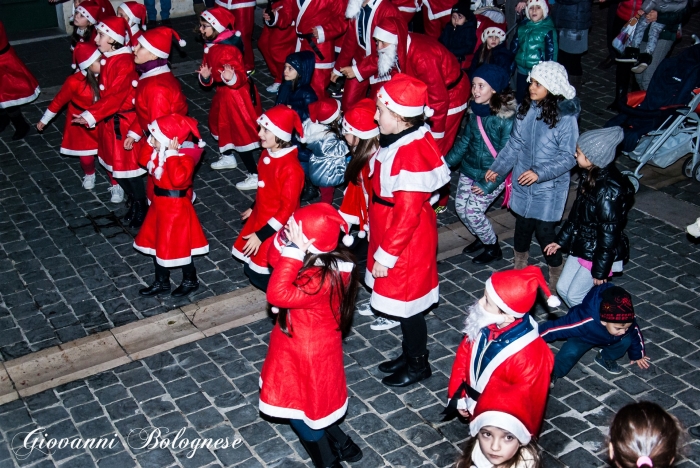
[
  {"left": 257, "top": 0, "right": 297, "bottom": 94},
  {"left": 331, "top": 0, "right": 402, "bottom": 110},
  {"left": 232, "top": 105, "right": 305, "bottom": 291},
  {"left": 212, "top": 0, "right": 256, "bottom": 73},
  {"left": 117, "top": 1, "right": 148, "bottom": 48},
  {"left": 367, "top": 74, "right": 451, "bottom": 387},
  {"left": 261, "top": 204, "right": 362, "bottom": 468},
  {"left": 446, "top": 266, "right": 555, "bottom": 419},
  {"left": 133, "top": 114, "right": 209, "bottom": 297},
  {"left": 0, "top": 21, "right": 40, "bottom": 141},
  {"left": 198, "top": 7, "right": 263, "bottom": 190}
]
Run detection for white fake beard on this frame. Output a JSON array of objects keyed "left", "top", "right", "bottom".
[
  {"left": 346, "top": 0, "right": 363, "bottom": 18},
  {"left": 463, "top": 300, "right": 506, "bottom": 343},
  {"left": 377, "top": 43, "right": 397, "bottom": 77}
]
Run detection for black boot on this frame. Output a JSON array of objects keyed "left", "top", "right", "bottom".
[
  {"left": 172, "top": 266, "right": 199, "bottom": 297},
  {"left": 462, "top": 238, "right": 484, "bottom": 254},
  {"left": 139, "top": 271, "right": 171, "bottom": 296},
  {"left": 378, "top": 343, "right": 407, "bottom": 373},
  {"left": 325, "top": 425, "right": 363, "bottom": 463},
  {"left": 300, "top": 176, "right": 320, "bottom": 202},
  {"left": 122, "top": 196, "right": 136, "bottom": 224},
  {"left": 298, "top": 433, "right": 342, "bottom": 468},
  {"left": 129, "top": 199, "right": 148, "bottom": 229},
  {"left": 382, "top": 352, "right": 431, "bottom": 387},
  {"left": 472, "top": 240, "right": 503, "bottom": 264},
  {"left": 9, "top": 108, "right": 30, "bottom": 141},
  {"left": 606, "top": 86, "right": 627, "bottom": 112},
  {"left": 0, "top": 110, "right": 10, "bottom": 133}
]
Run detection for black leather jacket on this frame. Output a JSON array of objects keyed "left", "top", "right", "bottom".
[{"left": 556, "top": 164, "right": 634, "bottom": 279}]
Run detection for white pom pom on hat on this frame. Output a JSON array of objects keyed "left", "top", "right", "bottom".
[
  {"left": 357, "top": 230, "right": 366, "bottom": 239},
  {"left": 342, "top": 234, "right": 354, "bottom": 247},
  {"left": 71, "top": 64, "right": 77, "bottom": 69},
  {"left": 154, "top": 166, "right": 164, "bottom": 179},
  {"left": 198, "top": 140, "right": 206, "bottom": 148},
  {"left": 424, "top": 106, "right": 435, "bottom": 118},
  {"left": 271, "top": 306, "right": 280, "bottom": 313},
  {"left": 178, "top": 39, "right": 186, "bottom": 47}
]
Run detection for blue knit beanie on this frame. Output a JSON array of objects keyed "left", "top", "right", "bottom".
[{"left": 472, "top": 64, "right": 510, "bottom": 94}]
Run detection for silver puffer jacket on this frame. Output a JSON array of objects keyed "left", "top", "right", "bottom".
[{"left": 304, "top": 120, "right": 350, "bottom": 187}]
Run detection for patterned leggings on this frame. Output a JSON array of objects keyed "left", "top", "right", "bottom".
[
  {"left": 630, "top": 18, "right": 665, "bottom": 54},
  {"left": 454, "top": 174, "right": 505, "bottom": 245}
]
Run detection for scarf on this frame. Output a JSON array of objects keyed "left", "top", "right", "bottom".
[
  {"left": 378, "top": 125, "right": 420, "bottom": 148},
  {"left": 136, "top": 58, "right": 169, "bottom": 75},
  {"left": 471, "top": 102, "right": 491, "bottom": 117}
]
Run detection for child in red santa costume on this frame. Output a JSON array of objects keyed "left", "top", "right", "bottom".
[
  {"left": 0, "top": 21, "right": 40, "bottom": 141},
  {"left": 446, "top": 266, "right": 555, "bottom": 421},
  {"left": 232, "top": 105, "right": 305, "bottom": 291},
  {"left": 262, "top": 0, "right": 348, "bottom": 99},
  {"left": 257, "top": 0, "right": 297, "bottom": 94},
  {"left": 367, "top": 74, "right": 451, "bottom": 387},
  {"left": 331, "top": 0, "right": 402, "bottom": 111},
  {"left": 72, "top": 16, "right": 142, "bottom": 209},
  {"left": 117, "top": 1, "right": 148, "bottom": 48},
  {"left": 455, "top": 384, "right": 544, "bottom": 468},
  {"left": 124, "top": 26, "right": 189, "bottom": 223},
  {"left": 37, "top": 42, "right": 101, "bottom": 190},
  {"left": 212, "top": 0, "right": 256, "bottom": 73},
  {"left": 198, "top": 7, "right": 262, "bottom": 187},
  {"left": 133, "top": 114, "right": 209, "bottom": 297},
  {"left": 261, "top": 203, "right": 362, "bottom": 468}
]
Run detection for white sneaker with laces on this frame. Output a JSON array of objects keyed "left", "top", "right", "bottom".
[
  {"left": 370, "top": 316, "right": 400, "bottom": 331},
  {"left": 687, "top": 217, "right": 700, "bottom": 237},
  {"left": 211, "top": 155, "right": 238, "bottom": 170},
  {"left": 356, "top": 303, "right": 374, "bottom": 316},
  {"left": 236, "top": 173, "right": 259, "bottom": 190},
  {"left": 82, "top": 174, "right": 96, "bottom": 190},
  {"left": 108, "top": 184, "right": 124, "bottom": 203},
  {"left": 266, "top": 82, "right": 281, "bottom": 93}
]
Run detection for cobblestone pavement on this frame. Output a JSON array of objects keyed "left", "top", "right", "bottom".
[{"left": 1, "top": 6, "right": 699, "bottom": 468}]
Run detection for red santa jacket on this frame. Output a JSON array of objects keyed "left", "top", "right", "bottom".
[
  {"left": 273, "top": 0, "right": 347, "bottom": 69},
  {"left": 200, "top": 38, "right": 249, "bottom": 89},
  {"left": 422, "top": 0, "right": 453, "bottom": 19},
  {"left": 0, "top": 21, "right": 41, "bottom": 108},
  {"left": 447, "top": 316, "right": 553, "bottom": 430},
  {"left": 334, "top": 0, "right": 402, "bottom": 84},
  {"left": 214, "top": 0, "right": 256, "bottom": 9},
  {"left": 339, "top": 161, "right": 372, "bottom": 237}
]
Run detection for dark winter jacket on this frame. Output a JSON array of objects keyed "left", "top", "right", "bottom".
[
  {"left": 510, "top": 17, "right": 557, "bottom": 73},
  {"left": 539, "top": 283, "right": 645, "bottom": 361},
  {"left": 467, "top": 42, "right": 515, "bottom": 77},
  {"left": 556, "top": 164, "right": 634, "bottom": 279},
  {"left": 553, "top": 0, "right": 592, "bottom": 31},
  {"left": 488, "top": 98, "right": 579, "bottom": 222},
  {"left": 444, "top": 99, "right": 517, "bottom": 194},
  {"left": 276, "top": 50, "right": 318, "bottom": 122},
  {"left": 438, "top": 14, "right": 478, "bottom": 64}
]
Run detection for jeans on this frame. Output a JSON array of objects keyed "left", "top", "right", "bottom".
[
  {"left": 556, "top": 255, "right": 594, "bottom": 308},
  {"left": 144, "top": 0, "right": 170, "bottom": 20},
  {"left": 553, "top": 334, "right": 632, "bottom": 378},
  {"left": 290, "top": 419, "right": 324, "bottom": 442}
]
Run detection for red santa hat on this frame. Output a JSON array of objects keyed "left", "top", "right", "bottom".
[
  {"left": 201, "top": 7, "right": 240, "bottom": 34},
  {"left": 525, "top": 0, "right": 549, "bottom": 19},
  {"left": 309, "top": 98, "right": 342, "bottom": 125},
  {"left": 377, "top": 73, "right": 434, "bottom": 118},
  {"left": 72, "top": 41, "right": 102, "bottom": 71},
  {"left": 257, "top": 105, "right": 304, "bottom": 143},
  {"left": 342, "top": 98, "right": 379, "bottom": 139},
  {"left": 138, "top": 27, "right": 186, "bottom": 58},
  {"left": 147, "top": 114, "right": 205, "bottom": 179},
  {"left": 469, "top": 382, "right": 544, "bottom": 445},
  {"left": 485, "top": 266, "right": 561, "bottom": 315},
  {"left": 118, "top": 2, "right": 147, "bottom": 30},
  {"left": 96, "top": 16, "right": 131, "bottom": 45},
  {"left": 75, "top": 0, "right": 103, "bottom": 25},
  {"left": 480, "top": 17, "right": 506, "bottom": 43},
  {"left": 373, "top": 17, "right": 407, "bottom": 77}
]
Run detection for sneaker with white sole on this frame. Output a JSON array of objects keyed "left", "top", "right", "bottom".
[
  {"left": 210, "top": 155, "right": 238, "bottom": 170},
  {"left": 356, "top": 303, "right": 374, "bottom": 316},
  {"left": 370, "top": 316, "right": 400, "bottom": 330},
  {"left": 82, "top": 173, "right": 96, "bottom": 190},
  {"left": 687, "top": 217, "right": 700, "bottom": 237},
  {"left": 236, "top": 173, "right": 259, "bottom": 190},
  {"left": 108, "top": 184, "right": 124, "bottom": 203},
  {"left": 594, "top": 352, "right": 623, "bottom": 374},
  {"left": 266, "top": 82, "right": 281, "bottom": 93}
]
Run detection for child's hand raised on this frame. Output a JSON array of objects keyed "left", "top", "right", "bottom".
[
  {"left": 631, "top": 356, "right": 651, "bottom": 369},
  {"left": 198, "top": 63, "right": 212, "bottom": 80},
  {"left": 220, "top": 64, "right": 235, "bottom": 82},
  {"left": 285, "top": 218, "right": 315, "bottom": 253},
  {"left": 169, "top": 137, "right": 179, "bottom": 151}
]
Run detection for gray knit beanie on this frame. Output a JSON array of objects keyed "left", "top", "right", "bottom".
[{"left": 577, "top": 127, "right": 624, "bottom": 168}]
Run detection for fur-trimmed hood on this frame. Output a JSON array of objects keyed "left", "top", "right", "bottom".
[{"left": 558, "top": 97, "right": 581, "bottom": 117}]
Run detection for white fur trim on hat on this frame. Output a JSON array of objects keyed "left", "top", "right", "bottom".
[
  {"left": 481, "top": 26, "right": 506, "bottom": 43},
  {"left": 377, "top": 86, "right": 428, "bottom": 118},
  {"left": 470, "top": 411, "right": 532, "bottom": 444},
  {"left": 147, "top": 119, "right": 170, "bottom": 147},
  {"left": 78, "top": 49, "right": 102, "bottom": 71},
  {"left": 319, "top": 100, "right": 342, "bottom": 125},
  {"left": 528, "top": 61, "right": 576, "bottom": 100},
  {"left": 342, "top": 119, "right": 380, "bottom": 139},
  {"left": 525, "top": 0, "right": 549, "bottom": 18},
  {"left": 373, "top": 25, "right": 398, "bottom": 44},
  {"left": 200, "top": 10, "right": 225, "bottom": 33},
  {"left": 137, "top": 35, "right": 170, "bottom": 59},
  {"left": 257, "top": 114, "right": 292, "bottom": 142},
  {"left": 96, "top": 22, "right": 126, "bottom": 44},
  {"left": 75, "top": 5, "right": 97, "bottom": 24},
  {"left": 484, "top": 277, "right": 524, "bottom": 318}
]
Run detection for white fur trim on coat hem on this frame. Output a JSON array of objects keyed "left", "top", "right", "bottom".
[
  {"left": 217, "top": 141, "right": 260, "bottom": 153},
  {"left": 98, "top": 157, "right": 113, "bottom": 172},
  {"left": 112, "top": 168, "right": 147, "bottom": 178},
  {"left": 365, "top": 274, "right": 440, "bottom": 317},
  {"left": 259, "top": 397, "right": 348, "bottom": 430},
  {"left": 248, "top": 262, "right": 271, "bottom": 275},
  {"left": 60, "top": 148, "right": 98, "bottom": 156},
  {"left": 232, "top": 246, "right": 250, "bottom": 263},
  {"left": 133, "top": 244, "right": 210, "bottom": 267},
  {"left": 0, "top": 87, "right": 41, "bottom": 109}
]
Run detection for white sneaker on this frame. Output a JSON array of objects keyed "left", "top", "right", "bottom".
[
  {"left": 108, "top": 184, "right": 124, "bottom": 203},
  {"left": 210, "top": 155, "right": 238, "bottom": 170},
  {"left": 266, "top": 82, "right": 281, "bottom": 93},
  {"left": 82, "top": 174, "right": 96, "bottom": 190},
  {"left": 356, "top": 303, "right": 374, "bottom": 316},
  {"left": 236, "top": 173, "right": 259, "bottom": 190},
  {"left": 370, "top": 316, "right": 400, "bottom": 331},
  {"left": 687, "top": 217, "right": 700, "bottom": 238}
]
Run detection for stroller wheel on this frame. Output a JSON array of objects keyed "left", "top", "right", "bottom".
[
  {"left": 683, "top": 157, "right": 695, "bottom": 178},
  {"left": 623, "top": 172, "right": 640, "bottom": 192},
  {"left": 694, "top": 163, "right": 700, "bottom": 183}
]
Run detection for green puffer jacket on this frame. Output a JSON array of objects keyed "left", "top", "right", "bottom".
[
  {"left": 513, "top": 17, "right": 558, "bottom": 73},
  {"left": 444, "top": 99, "right": 517, "bottom": 195}
]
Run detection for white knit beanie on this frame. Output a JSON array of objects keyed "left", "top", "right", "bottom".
[
  {"left": 525, "top": 0, "right": 549, "bottom": 19},
  {"left": 528, "top": 61, "right": 576, "bottom": 100}
]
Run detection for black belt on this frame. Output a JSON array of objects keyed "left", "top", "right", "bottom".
[
  {"left": 105, "top": 110, "right": 134, "bottom": 141},
  {"left": 297, "top": 33, "right": 325, "bottom": 60},
  {"left": 154, "top": 187, "right": 188, "bottom": 198},
  {"left": 446, "top": 71, "right": 464, "bottom": 91},
  {"left": 441, "top": 381, "right": 481, "bottom": 421},
  {"left": 372, "top": 193, "right": 394, "bottom": 208},
  {"left": 0, "top": 43, "right": 10, "bottom": 56}
]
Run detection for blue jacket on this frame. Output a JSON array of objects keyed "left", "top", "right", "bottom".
[
  {"left": 539, "top": 283, "right": 645, "bottom": 361},
  {"left": 276, "top": 51, "right": 318, "bottom": 122},
  {"left": 438, "top": 15, "right": 478, "bottom": 64}
]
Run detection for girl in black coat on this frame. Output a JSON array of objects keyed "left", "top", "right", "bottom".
[
  {"left": 544, "top": 127, "right": 634, "bottom": 307},
  {"left": 467, "top": 22, "right": 514, "bottom": 77}
]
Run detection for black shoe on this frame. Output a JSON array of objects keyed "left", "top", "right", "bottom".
[
  {"left": 631, "top": 53, "right": 652, "bottom": 74},
  {"left": 298, "top": 433, "right": 342, "bottom": 468},
  {"left": 607, "top": 86, "right": 627, "bottom": 112},
  {"left": 0, "top": 112, "right": 10, "bottom": 133},
  {"left": 462, "top": 238, "right": 484, "bottom": 254},
  {"left": 325, "top": 426, "right": 363, "bottom": 463},
  {"left": 300, "top": 176, "right": 320, "bottom": 202},
  {"left": 378, "top": 351, "right": 407, "bottom": 373},
  {"left": 129, "top": 199, "right": 148, "bottom": 229},
  {"left": 616, "top": 47, "right": 639, "bottom": 63},
  {"left": 472, "top": 241, "right": 502, "bottom": 264},
  {"left": 122, "top": 198, "right": 136, "bottom": 224},
  {"left": 139, "top": 279, "right": 171, "bottom": 296},
  {"left": 159, "top": 18, "right": 172, "bottom": 26},
  {"left": 597, "top": 56, "right": 615, "bottom": 70},
  {"left": 172, "top": 279, "right": 199, "bottom": 297},
  {"left": 382, "top": 352, "right": 431, "bottom": 387},
  {"left": 11, "top": 118, "right": 30, "bottom": 140}
]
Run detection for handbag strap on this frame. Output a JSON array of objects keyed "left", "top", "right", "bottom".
[{"left": 476, "top": 116, "right": 498, "bottom": 158}]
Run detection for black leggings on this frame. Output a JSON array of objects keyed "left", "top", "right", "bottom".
[
  {"left": 116, "top": 175, "right": 146, "bottom": 199},
  {"left": 224, "top": 149, "right": 258, "bottom": 174},
  {"left": 400, "top": 312, "right": 428, "bottom": 358},
  {"left": 513, "top": 214, "right": 562, "bottom": 267},
  {"left": 558, "top": 50, "right": 583, "bottom": 77},
  {"left": 154, "top": 257, "right": 196, "bottom": 279}
]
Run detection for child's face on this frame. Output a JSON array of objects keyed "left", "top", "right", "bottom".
[
  {"left": 199, "top": 20, "right": 215, "bottom": 41},
  {"left": 95, "top": 32, "right": 115, "bottom": 52},
  {"left": 480, "top": 293, "right": 516, "bottom": 327},
  {"left": 575, "top": 146, "right": 594, "bottom": 170},
  {"left": 149, "top": 136, "right": 161, "bottom": 151},
  {"left": 451, "top": 12, "right": 466, "bottom": 27},
  {"left": 528, "top": 5, "right": 543, "bottom": 22},
  {"left": 477, "top": 426, "right": 521, "bottom": 465},
  {"left": 258, "top": 126, "right": 279, "bottom": 150},
  {"left": 73, "top": 11, "right": 90, "bottom": 28},
  {"left": 88, "top": 59, "right": 101, "bottom": 74},
  {"left": 486, "top": 36, "right": 501, "bottom": 49},
  {"left": 117, "top": 9, "right": 130, "bottom": 22},
  {"left": 283, "top": 63, "right": 298, "bottom": 81},
  {"left": 528, "top": 78, "right": 548, "bottom": 102},
  {"left": 375, "top": 100, "right": 404, "bottom": 135},
  {"left": 133, "top": 43, "right": 157, "bottom": 65},
  {"left": 344, "top": 133, "right": 360, "bottom": 148},
  {"left": 601, "top": 321, "right": 632, "bottom": 337},
  {"left": 472, "top": 77, "right": 495, "bottom": 105}
]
